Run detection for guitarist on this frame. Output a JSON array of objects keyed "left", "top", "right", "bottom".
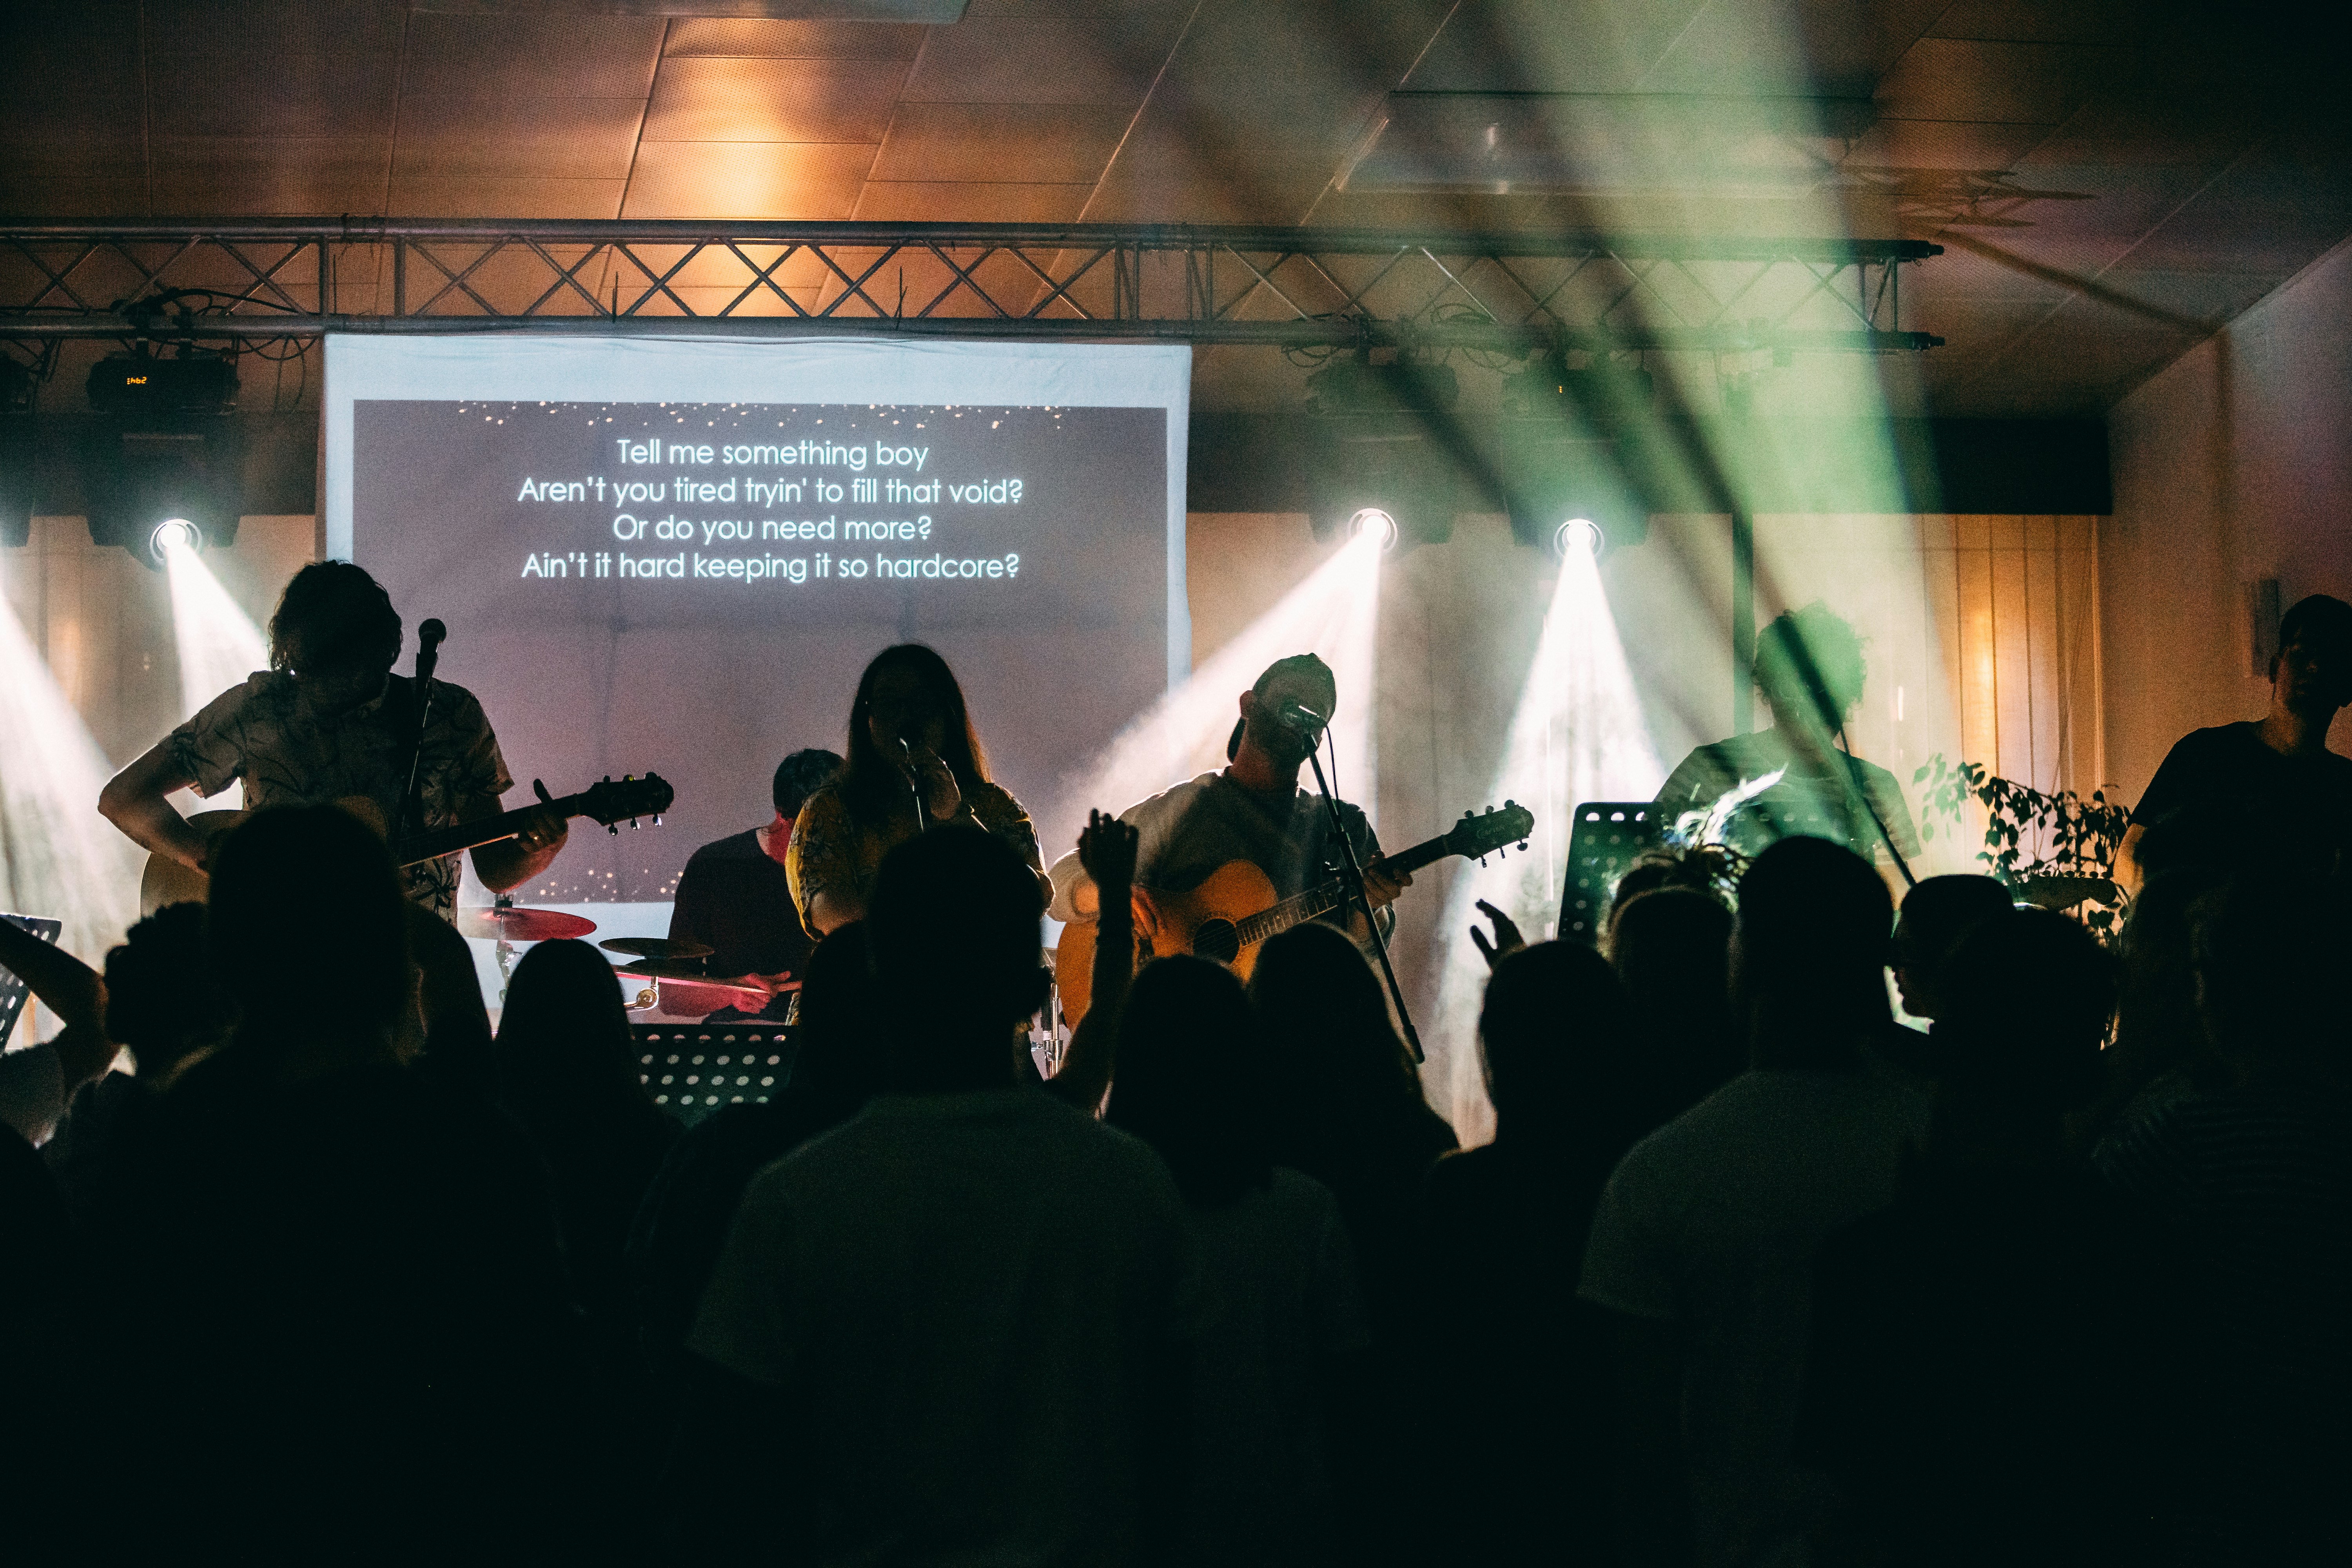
[
  {"left": 1047, "top": 653, "right": 1410, "bottom": 946},
  {"left": 98, "top": 562, "right": 569, "bottom": 919}
]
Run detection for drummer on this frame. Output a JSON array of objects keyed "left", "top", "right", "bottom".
[{"left": 655, "top": 749, "right": 842, "bottom": 1020}]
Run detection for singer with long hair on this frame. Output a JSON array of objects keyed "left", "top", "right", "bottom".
[{"left": 787, "top": 644, "right": 1044, "bottom": 936}]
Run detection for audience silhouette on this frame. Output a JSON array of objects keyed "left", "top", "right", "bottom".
[
  {"left": 1423, "top": 938, "right": 1668, "bottom": 1563},
  {"left": 1106, "top": 955, "right": 1371, "bottom": 1566},
  {"left": 80, "top": 805, "right": 602, "bottom": 1556},
  {"left": 5, "top": 766, "right": 2347, "bottom": 1566},
  {"left": 674, "top": 826, "right": 1199, "bottom": 1563}
]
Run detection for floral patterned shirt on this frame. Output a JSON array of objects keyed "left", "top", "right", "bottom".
[
  {"left": 786, "top": 777, "right": 1041, "bottom": 940},
  {"left": 165, "top": 671, "right": 513, "bottom": 918}
]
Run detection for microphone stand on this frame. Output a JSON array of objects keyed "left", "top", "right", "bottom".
[
  {"left": 397, "top": 620, "right": 445, "bottom": 842},
  {"left": 1303, "top": 732, "right": 1426, "bottom": 1064}
]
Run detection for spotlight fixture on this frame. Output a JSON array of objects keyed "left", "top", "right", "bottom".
[
  {"left": 150, "top": 517, "right": 203, "bottom": 561},
  {"left": 1554, "top": 517, "right": 1605, "bottom": 557},
  {"left": 1348, "top": 508, "right": 1400, "bottom": 552}
]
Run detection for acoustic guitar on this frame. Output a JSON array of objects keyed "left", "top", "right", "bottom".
[
  {"left": 1054, "top": 800, "right": 1534, "bottom": 1025},
  {"left": 139, "top": 773, "right": 675, "bottom": 914}
]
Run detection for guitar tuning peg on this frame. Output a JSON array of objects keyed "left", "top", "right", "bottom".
[
  {"left": 607, "top": 822, "right": 619, "bottom": 836},
  {"left": 1518, "top": 840, "right": 1530, "bottom": 851},
  {"left": 629, "top": 817, "right": 641, "bottom": 829},
  {"left": 1478, "top": 855, "right": 1488, "bottom": 867},
  {"left": 1504, "top": 798, "right": 1517, "bottom": 808},
  {"left": 652, "top": 813, "right": 663, "bottom": 827}
]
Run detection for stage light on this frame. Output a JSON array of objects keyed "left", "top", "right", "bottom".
[
  {"left": 1554, "top": 516, "right": 1604, "bottom": 557},
  {"left": 151, "top": 517, "right": 202, "bottom": 559},
  {"left": 1349, "top": 508, "right": 1400, "bottom": 552},
  {"left": 78, "top": 426, "right": 243, "bottom": 567}
]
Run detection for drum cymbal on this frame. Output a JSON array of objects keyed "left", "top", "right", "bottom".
[
  {"left": 599, "top": 937, "right": 714, "bottom": 960},
  {"left": 454, "top": 905, "right": 598, "bottom": 942}
]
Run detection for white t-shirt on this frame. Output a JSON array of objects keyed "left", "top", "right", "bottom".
[
  {"left": 1183, "top": 1166, "right": 1371, "bottom": 1566},
  {"left": 1578, "top": 1070, "right": 1930, "bottom": 1568},
  {"left": 689, "top": 1086, "right": 1203, "bottom": 1566}
]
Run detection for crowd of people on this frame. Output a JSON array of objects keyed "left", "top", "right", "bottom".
[
  {"left": 0, "top": 584, "right": 2347, "bottom": 1564},
  {"left": 3, "top": 804, "right": 2343, "bottom": 1563}
]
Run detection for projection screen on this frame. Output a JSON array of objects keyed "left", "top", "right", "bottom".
[{"left": 324, "top": 336, "right": 1190, "bottom": 1006}]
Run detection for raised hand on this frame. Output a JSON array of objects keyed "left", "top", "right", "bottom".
[
  {"left": 1077, "top": 809, "right": 1139, "bottom": 900},
  {"left": 1469, "top": 898, "right": 1528, "bottom": 970}
]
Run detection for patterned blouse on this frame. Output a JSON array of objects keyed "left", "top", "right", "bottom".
[
  {"left": 165, "top": 671, "right": 513, "bottom": 918},
  {"left": 786, "top": 776, "right": 1041, "bottom": 939}
]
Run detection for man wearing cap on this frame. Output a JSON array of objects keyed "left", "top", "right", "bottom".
[
  {"left": 2121, "top": 593, "right": 2352, "bottom": 888},
  {"left": 1048, "top": 653, "right": 1408, "bottom": 946}
]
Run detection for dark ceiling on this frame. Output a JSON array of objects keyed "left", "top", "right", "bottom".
[{"left": 2, "top": 0, "right": 2345, "bottom": 418}]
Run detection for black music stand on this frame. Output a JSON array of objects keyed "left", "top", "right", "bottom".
[
  {"left": 1, "top": 914, "right": 64, "bottom": 1049},
  {"left": 1560, "top": 803, "right": 1659, "bottom": 946},
  {"left": 633, "top": 1023, "right": 795, "bottom": 1127}
]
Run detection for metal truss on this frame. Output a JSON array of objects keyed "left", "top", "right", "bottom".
[{"left": 0, "top": 218, "right": 1942, "bottom": 356}]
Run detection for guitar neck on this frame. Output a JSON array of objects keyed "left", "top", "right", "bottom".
[
  {"left": 392, "top": 798, "right": 577, "bottom": 868},
  {"left": 1231, "top": 832, "right": 1456, "bottom": 949}
]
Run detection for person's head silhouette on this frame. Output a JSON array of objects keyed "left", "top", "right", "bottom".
[
  {"left": 207, "top": 804, "right": 408, "bottom": 1050},
  {"left": 1733, "top": 835, "right": 1892, "bottom": 1067},
  {"left": 866, "top": 826, "right": 1048, "bottom": 1092},
  {"left": 1105, "top": 956, "right": 1269, "bottom": 1207}
]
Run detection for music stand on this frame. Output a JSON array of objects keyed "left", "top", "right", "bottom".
[
  {"left": 1, "top": 914, "right": 64, "bottom": 1049},
  {"left": 1560, "top": 804, "right": 1660, "bottom": 946},
  {"left": 633, "top": 1023, "right": 795, "bottom": 1128}
]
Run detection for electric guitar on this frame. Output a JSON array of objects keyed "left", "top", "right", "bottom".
[
  {"left": 1054, "top": 800, "right": 1534, "bottom": 1025},
  {"left": 138, "top": 773, "right": 675, "bottom": 914}
]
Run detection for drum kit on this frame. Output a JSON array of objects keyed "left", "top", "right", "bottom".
[{"left": 458, "top": 895, "right": 778, "bottom": 1010}]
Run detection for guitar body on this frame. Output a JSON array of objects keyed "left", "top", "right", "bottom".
[
  {"left": 1048, "top": 801, "right": 1535, "bottom": 1029},
  {"left": 139, "top": 797, "right": 390, "bottom": 915},
  {"left": 1053, "top": 860, "right": 1286, "bottom": 1028},
  {"left": 141, "top": 810, "right": 245, "bottom": 914}
]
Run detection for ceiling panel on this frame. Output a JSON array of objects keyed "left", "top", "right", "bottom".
[
  {"left": 1845, "top": 118, "right": 2054, "bottom": 170},
  {"left": 851, "top": 179, "right": 1094, "bottom": 220},
  {"left": 1926, "top": 0, "right": 2149, "bottom": 46},
  {"left": 869, "top": 103, "right": 1129, "bottom": 183},
  {"left": 662, "top": 19, "right": 928, "bottom": 58},
  {"left": 150, "top": 136, "right": 390, "bottom": 216},
  {"left": 402, "top": 16, "right": 665, "bottom": 100},
  {"left": 1404, "top": 0, "right": 1707, "bottom": 93},
  {"left": 0, "top": 176, "right": 151, "bottom": 218},
  {"left": 621, "top": 140, "right": 876, "bottom": 220},
  {"left": 396, "top": 98, "right": 648, "bottom": 180},
  {"left": 1875, "top": 39, "right": 2134, "bottom": 124},
  {"left": 900, "top": 18, "right": 1183, "bottom": 105},
  {"left": 145, "top": 0, "right": 410, "bottom": 55},
  {"left": 642, "top": 57, "right": 911, "bottom": 144},
  {"left": 962, "top": 0, "right": 1196, "bottom": 16},
  {"left": 150, "top": 53, "right": 403, "bottom": 140},
  {"left": 388, "top": 176, "right": 626, "bottom": 220}
]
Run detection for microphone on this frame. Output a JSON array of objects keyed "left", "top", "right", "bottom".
[
  {"left": 1272, "top": 701, "right": 1328, "bottom": 737},
  {"left": 416, "top": 618, "right": 446, "bottom": 685}
]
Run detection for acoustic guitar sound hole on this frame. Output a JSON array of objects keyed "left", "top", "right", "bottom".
[{"left": 1192, "top": 920, "right": 1240, "bottom": 964}]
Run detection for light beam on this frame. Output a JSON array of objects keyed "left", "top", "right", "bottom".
[
  {"left": 1427, "top": 541, "right": 1664, "bottom": 1141},
  {"left": 1042, "top": 526, "right": 1384, "bottom": 859},
  {"left": 161, "top": 528, "right": 269, "bottom": 810},
  {"left": 0, "top": 589, "right": 143, "bottom": 969}
]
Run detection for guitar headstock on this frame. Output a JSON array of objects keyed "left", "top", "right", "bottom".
[
  {"left": 1447, "top": 799, "right": 1535, "bottom": 861},
  {"left": 579, "top": 772, "right": 675, "bottom": 830}
]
